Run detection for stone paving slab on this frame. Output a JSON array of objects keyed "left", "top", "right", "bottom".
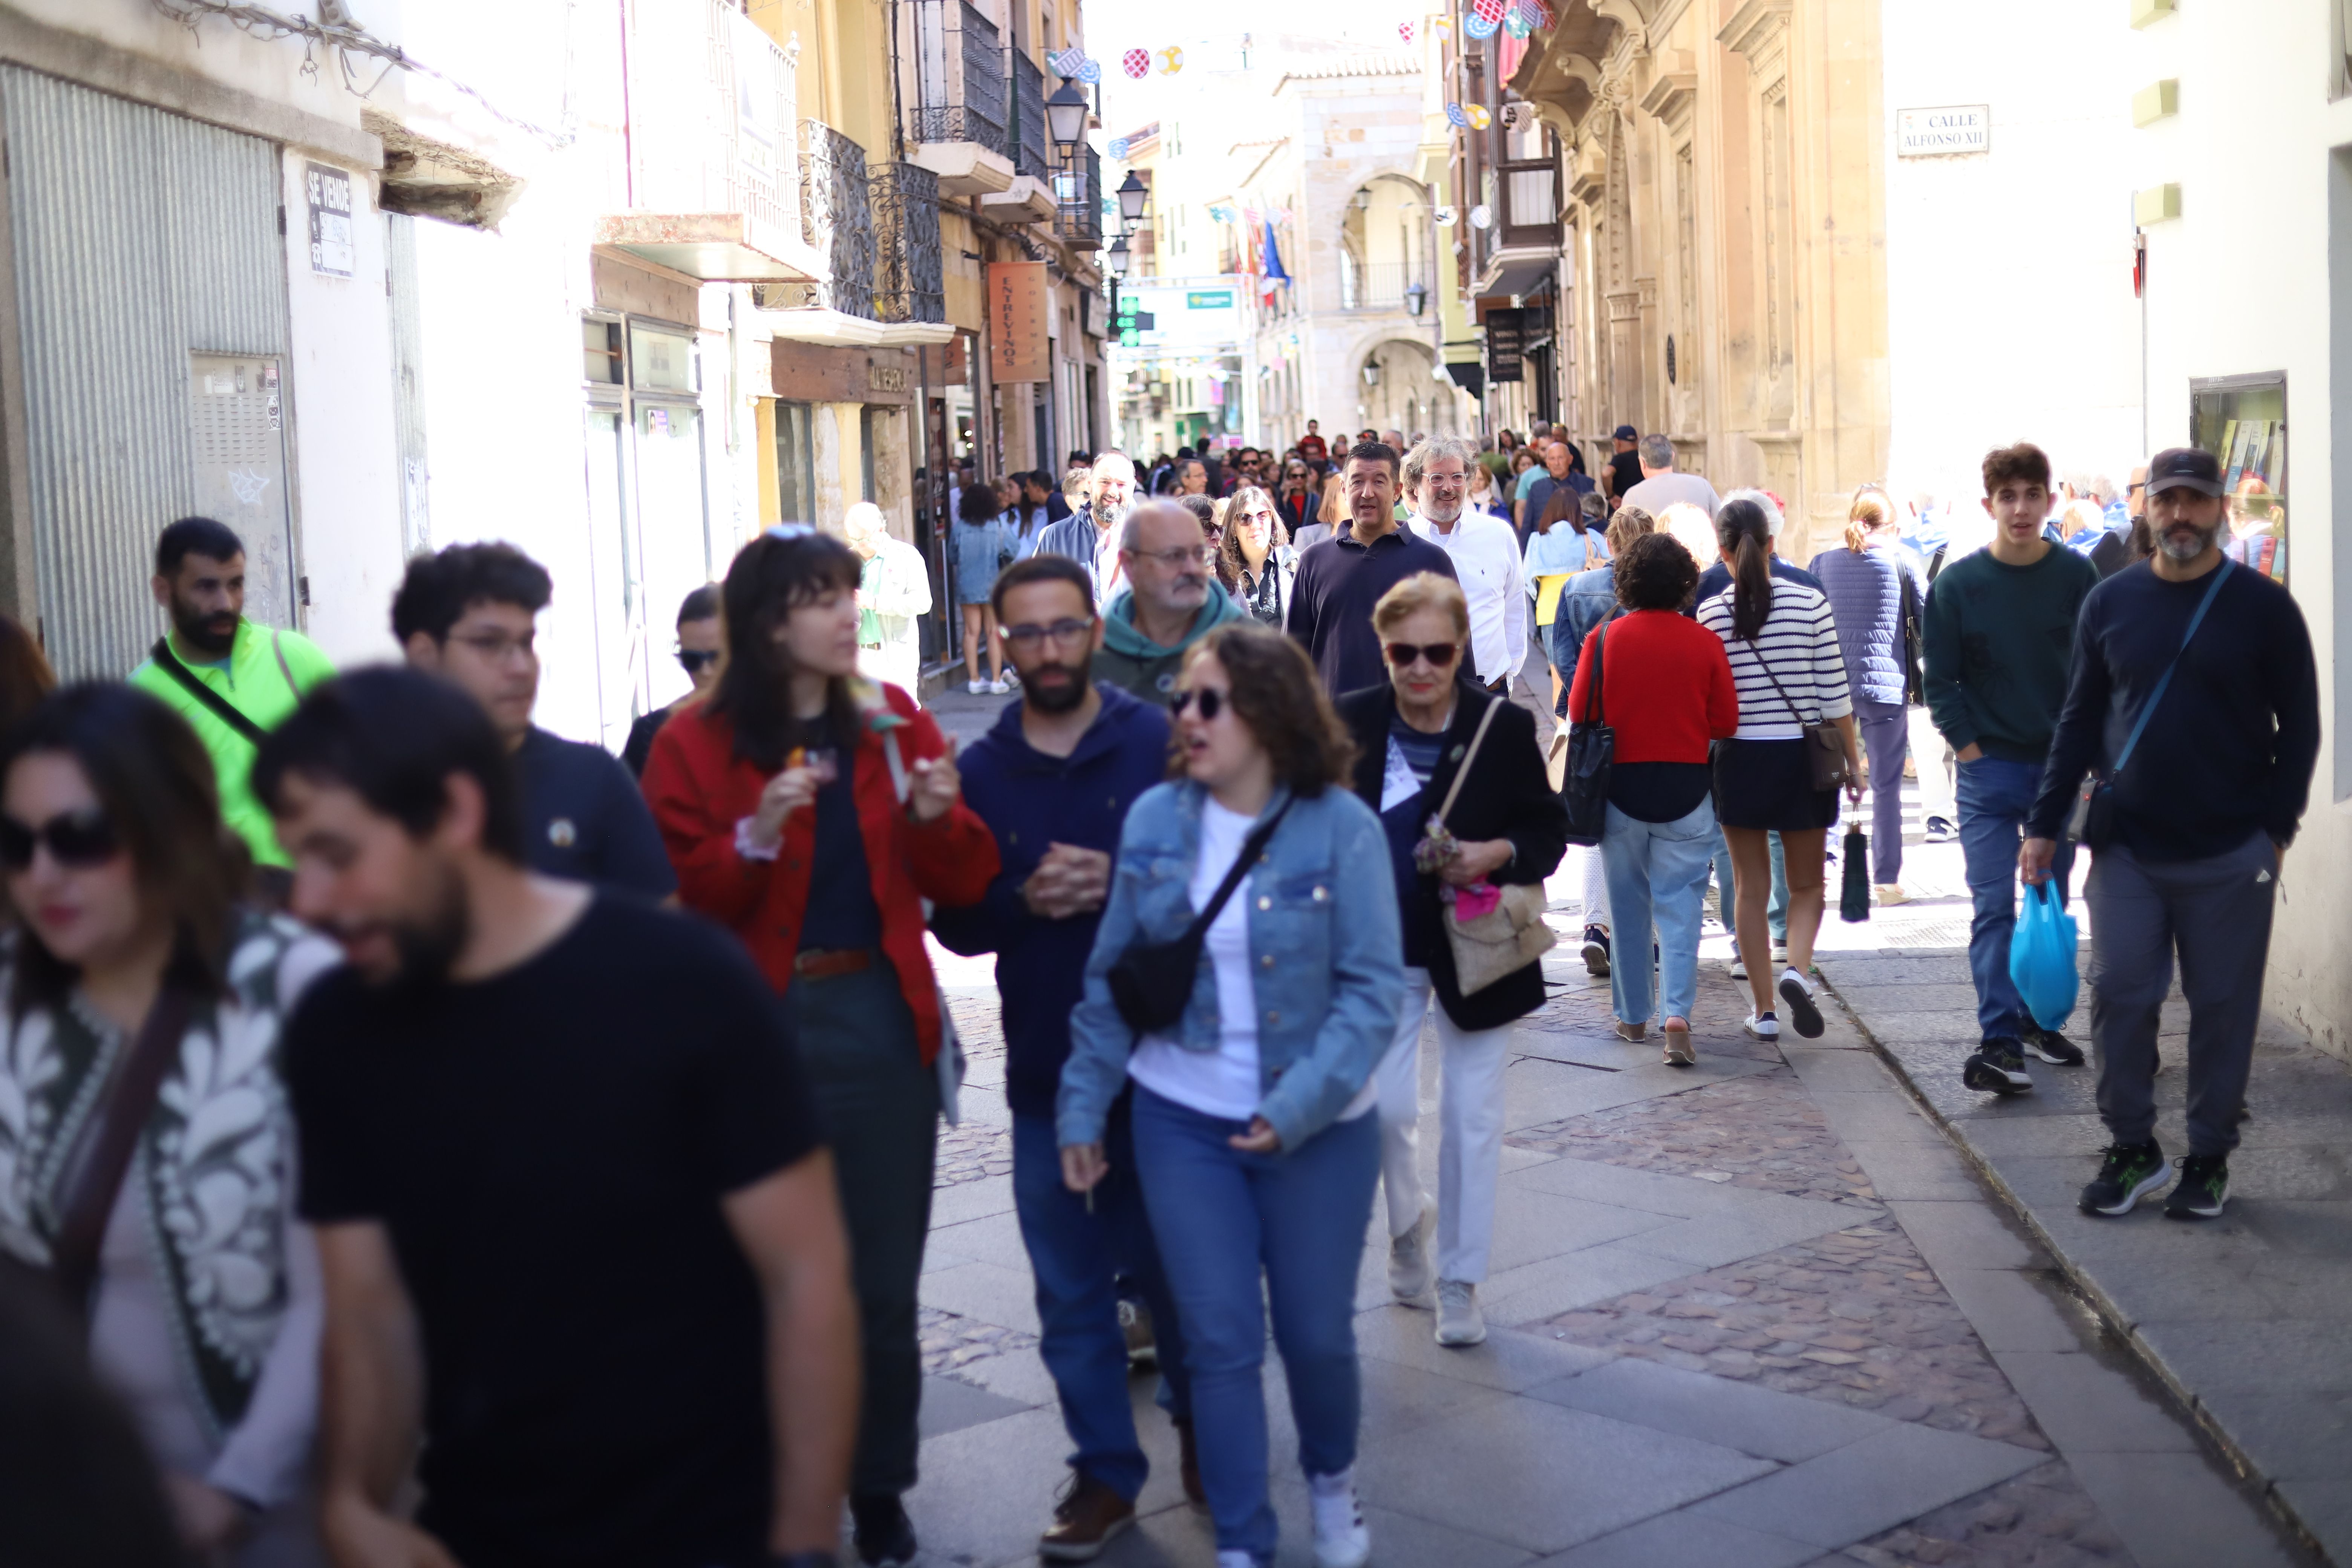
[{"left": 1818, "top": 946, "right": 2352, "bottom": 1565}]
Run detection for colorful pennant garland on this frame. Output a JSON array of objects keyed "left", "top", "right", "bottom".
[
  {"left": 1050, "top": 45, "right": 1086, "bottom": 76},
  {"left": 1397, "top": 19, "right": 1414, "bottom": 43},
  {"left": 1122, "top": 47, "right": 1150, "bottom": 78},
  {"left": 1465, "top": 11, "right": 1498, "bottom": 37},
  {"left": 1504, "top": 10, "right": 1531, "bottom": 37},
  {"left": 1444, "top": 103, "right": 1468, "bottom": 128},
  {"left": 1465, "top": 104, "right": 1492, "bottom": 129},
  {"left": 1157, "top": 46, "right": 1184, "bottom": 74},
  {"left": 1472, "top": 0, "right": 1509, "bottom": 23}
]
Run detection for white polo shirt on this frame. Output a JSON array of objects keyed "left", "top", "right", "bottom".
[{"left": 1410, "top": 510, "right": 1526, "bottom": 685}]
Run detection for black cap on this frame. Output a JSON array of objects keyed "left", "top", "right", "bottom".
[
  {"left": 1612, "top": 424, "right": 1638, "bottom": 441},
  {"left": 2146, "top": 446, "right": 2223, "bottom": 497}
]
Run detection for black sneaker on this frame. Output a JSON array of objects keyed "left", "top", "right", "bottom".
[
  {"left": 1924, "top": 815, "right": 1957, "bottom": 843},
  {"left": 1582, "top": 924, "right": 1611, "bottom": 977},
  {"left": 2080, "top": 1140, "right": 2169, "bottom": 1216},
  {"left": 853, "top": 1493, "right": 919, "bottom": 1567},
  {"left": 2163, "top": 1154, "right": 2230, "bottom": 1220},
  {"left": 1777, "top": 970, "right": 1825, "bottom": 1038},
  {"left": 1962, "top": 1040, "right": 2032, "bottom": 1095},
  {"left": 2024, "top": 1027, "right": 2084, "bottom": 1066}
]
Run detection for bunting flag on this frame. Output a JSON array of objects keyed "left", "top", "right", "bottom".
[
  {"left": 1077, "top": 57, "right": 1102, "bottom": 83},
  {"left": 1109, "top": 136, "right": 1130, "bottom": 158},
  {"left": 1465, "top": 104, "right": 1492, "bottom": 129},
  {"left": 1465, "top": 11, "right": 1498, "bottom": 37},
  {"left": 1122, "top": 47, "right": 1150, "bottom": 77},
  {"left": 1050, "top": 45, "right": 1086, "bottom": 76},
  {"left": 1504, "top": 10, "right": 1531, "bottom": 37},
  {"left": 1473, "top": 0, "right": 1509, "bottom": 22},
  {"left": 1431, "top": 14, "right": 1453, "bottom": 36},
  {"left": 1157, "top": 46, "right": 1184, "bottom": 74},
  {"left": 1515, "top": 0, "right": 1554, "bottom": 25},
  {"left": 1444, "top": 103, "right": 1469, "bottom": 128},
  {"left": 1397, "top": 19, "right": 1414, "bottom": 43}
]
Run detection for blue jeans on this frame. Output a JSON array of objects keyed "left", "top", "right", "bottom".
[
  {"left": 1012, "top": 1102, "right": 1191, "bottom": 1502},
  {"left": 1601, "top": 798, "right": 1718, "bottom": 1025},
  {"left": 1955, "top": 755, "right": 2075, "bottom": 1041},
  {"left": 1132, "top": 1086, "right": 1381, "bottom": 1562}
]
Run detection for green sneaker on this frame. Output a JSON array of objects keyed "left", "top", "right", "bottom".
[
  {"left": 2080, "top": 1141, "right": 2168, "bottom": 1216},
  {"left": 2162, "top": 1154, "right": 2230, "bottom": 1220}
]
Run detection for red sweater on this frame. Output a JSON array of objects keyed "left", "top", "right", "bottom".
[
  {"left": 641, "top": 684, "right": 1000, "bottom": 1064},
  {"left": 1568, "top": 609, "right": 1740, "bottom": 761}
]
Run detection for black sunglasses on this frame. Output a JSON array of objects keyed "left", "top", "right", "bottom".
[
  {"left": 0, "top": 807, "right": 121, "bottom": 871},
  {"left": 678, "top": 649, "right": 720, "bottom": 673},
  {"left": 1384, "top": 642, "right": 1460, "bottom": 669},
  {"left": 1170, "top": 687, "right": 1228, "bottom": 721}
]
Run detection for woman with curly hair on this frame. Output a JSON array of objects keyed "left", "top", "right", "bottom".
[
  {"left": 1059, "top": 623, "right": 1400, "bottom": 1568},
  {"left": 1216, "top": 485, "right": 1297, "bottom": 626}
]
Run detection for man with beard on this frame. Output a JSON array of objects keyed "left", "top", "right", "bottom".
[
  {"left": 1405, "top": 436, "right": 1524, "bottom": 694},
  {"left": 130, "top": 516, "right": 335, "bottom": 877},
  {"left": 2024, "top": 446, "right": 2318, "bottom": 1222},
  {"left": 1037, "top": 450, "right": 1138, "bottom": 602},
  {"left": 931, "top": 555, "right": 1198, "bottom": 1559},
  {"left": 259, "top": 667, "right": 859, "bottom": 1568},
  {"left": 1092, "top": 500, "right": 1244, "bottom": 701},
  {"left": 393, "top": 542, "right": 675, "bottom": 900}
]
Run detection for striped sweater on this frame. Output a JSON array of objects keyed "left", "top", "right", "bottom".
[{"left": 1697, "top": 580, "right": 1853, "bottom": 740}]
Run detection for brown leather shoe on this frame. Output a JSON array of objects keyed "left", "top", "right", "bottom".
[
  {"left": 1039, "top": 1472, "right": 1135, "bottom": 1561},
  {"left": 1176, "top": 1416, "right": 1205, "bottom": 1505}
]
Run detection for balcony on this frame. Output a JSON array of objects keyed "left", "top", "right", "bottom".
[
  {"left": 797, "top": 120, "right": 876, "bottom": 318},
  {"left": 1473, "top": 156, "right": 1563, "bottom": 297},
  {"left": 906, "top": 0, "right": 1017, "bottom": 196},
  {"left": 1008, "top": 51, "right": 1049, "bottom": 184},
  {"left": 873, "top": 162, "right": 946, "bottom": 325},
  {"left": 1053, "top": 144, "right": 1102, "bottom": 248},
  {"left": 1340, "top": 259, "right": 1431, "bottom": 312},
  {"left": 756, "top": 124, "right": 954, "bottom": 346},
  {"left": 595, "top": 0, "right": 820, "bottom": 282}
]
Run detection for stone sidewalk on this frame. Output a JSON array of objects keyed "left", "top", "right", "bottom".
[{"left": 905, "top": 882, "right": 2310, "bottom": 1568}]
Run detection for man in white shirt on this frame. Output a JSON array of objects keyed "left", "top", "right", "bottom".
[
  {"left": 1406, "top": 437, "right": 1525, "bottom": 693},
  {"left": 1620, "top": 433, "right": 1722, "bottom": 520}
]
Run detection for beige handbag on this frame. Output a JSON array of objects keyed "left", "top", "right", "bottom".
[{"left": 1432, "top": 698, "right": 1558, "bottom": 995}]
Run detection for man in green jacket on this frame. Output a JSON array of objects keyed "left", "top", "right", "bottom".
[
  {"left": 1092, "top": 500, "right": 1244, "bottom": 700},
  {"left": 129, "top": 517, "right": 335, "bottom": 871}
]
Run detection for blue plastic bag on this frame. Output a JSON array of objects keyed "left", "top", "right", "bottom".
[{"left": 2008, "top": 880, "right": 2080, "bottom": 1032}]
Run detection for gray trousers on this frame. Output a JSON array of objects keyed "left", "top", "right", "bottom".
[
  {"left": 2085, "top": 833, "right": 2277, "bottom": 1158},
  {"left": 1856, "top": 698, "right": 1909, "bottom": 884}
]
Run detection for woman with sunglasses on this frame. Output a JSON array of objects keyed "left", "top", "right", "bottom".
[
  {"left": 643, "top": 530, "right": 998, "bottom": 1568},
  {"left": 623, "top": 585, "right": 722, "bottom": 778},
  {"left": 1336, "top": 574, "right": 1566, "bottom": 1349},
  {"left": 1216, "top": 484, "right": 1297, "bottom": 628},
  {"left": 1276, "top": 459, "right": 1321, "bottom": 538},
  {"left": 1059, "top": 624, "right": 1399, "bottom": 1568},
  {"left": 0, "top": 683, "right": 340, "bottom": 1565}
]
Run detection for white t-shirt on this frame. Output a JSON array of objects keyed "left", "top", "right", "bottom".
[{"left": 1128, "top": 799, "right": 1378, "bottom": 1125}]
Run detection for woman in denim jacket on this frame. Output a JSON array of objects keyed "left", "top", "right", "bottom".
[{"left": 1058, "top": 623, "right": 1401, "bottom": 1568}]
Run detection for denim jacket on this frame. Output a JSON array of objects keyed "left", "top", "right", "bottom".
[
  {"left": 1057, "top": 779, "right": 1402, "bottom": 1154},
  {"left": 1554, "top": 563, "right": 1621, "bottom": 691}
]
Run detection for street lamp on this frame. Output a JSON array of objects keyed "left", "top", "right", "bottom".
[
  {"left": 1404, "top": 282, "right": 1428, "bottom": 317},
  {"left": 1116, "top": 170, "right": 1149, "bottom": 225},
  {"left": 1107, "top": 234, "right": 1131, "bottom": 274},
  {"left": 1362, "top": 361, "right": 1381, "bottom": 388},
  {"left": 1046, "top": 79, "right": 1090, "bottom": 156}
]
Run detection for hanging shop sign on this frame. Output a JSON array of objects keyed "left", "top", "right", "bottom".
[
  {"left": 1485, "top": 307, "right": 1526, "bottom": 384},
  {"left": 988, "top": 260, "right": 1052, "bottom": 384}
]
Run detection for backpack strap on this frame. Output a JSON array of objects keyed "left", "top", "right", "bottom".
[{"left": 150, "top": 639, "right": 267, "bottom": 747}]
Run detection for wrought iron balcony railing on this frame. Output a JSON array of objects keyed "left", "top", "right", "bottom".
[
  {"left": 796, "top": 119, "right": 876, "bottom": 318},
  {"left": 909, "top": 0, "right": 1009, "bottom": 158},
  {"left": 873, "top": 161, "right": 946, "bottom": 324},
  {"left": 1054, "top": 144, "right": 1101, "bottom": 247},
  {"left": 1008, "top": 51, "right": 1048, "bottom": 184},
  {"left": 1340, "top": 259, "right": 1429, "bottom": 311}
]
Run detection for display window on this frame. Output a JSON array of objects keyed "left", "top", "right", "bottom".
[{"left": 2190, "top": 373, "right": 2287, "bottom": 583}]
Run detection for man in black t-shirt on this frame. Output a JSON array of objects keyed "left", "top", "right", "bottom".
[
  {"left": 257, "top": 669, "right": 856, "bottom": 1568},
  {"left": 1605, "top": 424, "right": 1644, "bottom": 502},
  {"left": 394, "top": 542, "right": 677, "bottom": 899}
]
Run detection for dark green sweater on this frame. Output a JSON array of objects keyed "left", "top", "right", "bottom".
[{"left": 1920, "top": 544, "right": 2098, "bottom": 763}]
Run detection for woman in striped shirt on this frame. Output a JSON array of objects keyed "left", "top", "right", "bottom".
[{"left": 1698, "top": 497, "right": 1864, "bottom": 1042}]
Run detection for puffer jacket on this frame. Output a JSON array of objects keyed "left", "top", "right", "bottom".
[{"left": 1813, "top": 542, "right": 1918, "bottom": 709}]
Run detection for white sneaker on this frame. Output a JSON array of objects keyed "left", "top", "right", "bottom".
[
  {"left": 1777, "top": 968, "right": 1825, "bottom": 1039},
  {"left": 1875, "top": 883, "right": 1911, "bottom": 906},
  {"left": 1435, "top": 1279, "right": 1486, "bottom": 1346},
  {"left": 1729, "top": 957, "right": 1748, "bottom": 981},
  {"left": 988, "top": 677, "right": 1010, "bottom": 694},
  {"left": 1744, "top": 1010, "right": 1780, "bottom": 1040},
  {"left": 966, "top": 679, "right": 987, "bottom": 695},
  {"left": 1771, "top": 943, "right": 1790, "bottom": 965},
  {"left": 1308, "top": 1469, "right": 1372, "bottom": 1568},
  {"left": 1388, "top": 1205, "right": 1435, "bottom": 1306}
]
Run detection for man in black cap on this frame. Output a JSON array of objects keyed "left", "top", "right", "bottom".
[
  {"left": 1604, "top": 425, "right": 1643, "bottom": 504},
  {"left": 2023, "top": 445, "right": 2319, "bottom": 1223}
]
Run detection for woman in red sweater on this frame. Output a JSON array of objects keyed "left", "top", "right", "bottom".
[
  {"left": 641, "top": 527, "right": 998, "bottom": 1565},
  {"left": 1567, "top": 533, "right": 1739, "bottom": 1065}
]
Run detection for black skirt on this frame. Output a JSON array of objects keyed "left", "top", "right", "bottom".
[{"left": 1713, "top": 737, "right": 1839, "bottom": 831}]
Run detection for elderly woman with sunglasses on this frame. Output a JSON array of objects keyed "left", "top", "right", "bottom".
[
  {"left": 0, "top": 684, "right": 341, "bottom": 1565},
  {"left": 1335, "top": 574, "right": 1567, "bottom": 1349},
  {"left": 1059, "top": 623, "right": 1399, "bottom": 1568}
]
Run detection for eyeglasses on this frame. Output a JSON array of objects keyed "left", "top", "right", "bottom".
[
  {"left": 678, "top": 649, "right": 720, "bottom": 674},
  {"left": 1384, "top": 642, "right": 1460, "bottom": 669},
  {"left": 1170, "top": 686, "right": 1229, "bottom": 721},
  {"left": 1133, "top": 544, "right": 1217, "bottom": 569},
  {"left": 1000, "top": 616, "right": 1095, "bottom": 650},
  {"left": 0, "top": 807, "right": 121, "bottom": 871},
  {"left": 1239, "top": 510, "right": 1277, "bottom": 528},
  {"left": 449, "top": 631, "right": 537, "bottom": 663}
]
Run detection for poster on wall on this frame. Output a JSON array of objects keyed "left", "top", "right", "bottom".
[
  {"left": 989, "top": 261, "right": 1051, "bottom": 384},
  {"left": 305, "top": 162, "right": 354, "bottom": 277}
]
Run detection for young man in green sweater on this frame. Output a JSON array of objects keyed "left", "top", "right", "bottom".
[{"left": 1922, "top": 443, "right": 2098, "bottom": 1095}]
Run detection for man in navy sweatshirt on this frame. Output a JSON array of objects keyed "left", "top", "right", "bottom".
[
  {"left": 2024, "top": 446, "right": 2318, "bottom": 1223},
  {"left": 929, "top": 554, "right": 1194, "bottom": 1560}
]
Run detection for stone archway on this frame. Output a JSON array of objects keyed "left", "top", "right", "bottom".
[{"left": 1355, "top": 337, "right": 1440, "bottom": 437}]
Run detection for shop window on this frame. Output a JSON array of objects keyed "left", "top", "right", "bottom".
[
  {"left": 629, "top": 324, "right": 698, "bottom": 394},
  {"left": 2189, "top": 374, "right": 2287, "bottom": 583},
  {"left": 583, "top": 318, "right": 623, "bottom": 385},
  {"left": 776, "top": 401, "right": 817, "bottom": 522}
]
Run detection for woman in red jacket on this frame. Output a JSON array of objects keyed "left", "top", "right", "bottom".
[
  {"left": 1567, "top": 532, "right": 1739, "bottom": 1066},
  {"left": 642, "top": 527, "right": 998, "bottom": 1566}
]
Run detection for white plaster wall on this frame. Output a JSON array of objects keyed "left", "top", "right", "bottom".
[
  {"left": 1879, "top": 5, "right": 2150, "bottom": 505},
  {"left": 2133, "top": 0, "right": 2352, "bottom": 1063}
]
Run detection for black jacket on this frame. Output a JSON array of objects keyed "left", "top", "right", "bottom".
[{"left": 1337, "top": 681, "right": 1569, "bottom": 1031}]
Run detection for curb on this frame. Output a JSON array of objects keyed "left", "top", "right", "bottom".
[{"left": 1812, "top": 968, "right": 2334, "bottom": 1568}]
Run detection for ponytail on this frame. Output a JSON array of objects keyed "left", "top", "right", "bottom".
[{"left": 1715, "top": 498, "right": 1775, "bottom": 640}]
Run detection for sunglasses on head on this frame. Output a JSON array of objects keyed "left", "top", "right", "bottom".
[
  {"left": 0, "top": 807, "right": 121, "bottom": 872},
  {"left": 678, "top": 649, "right": 720, "bottom": 674},
  {"left": 1170, "top": 686, "right": 1228, "bottom": 721},
  {"left": 1384, "top": 642, "right": 1460, "bottom": 669}
]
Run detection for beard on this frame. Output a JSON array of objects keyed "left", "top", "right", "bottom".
[
  {"left": 1020, "top": 653, "right": 1095, "bottom": 713},
  {"left": 2157, "top": 513, "right": 2222, "bottom": 562},
  {"left": 1092, "top": 498, "right": 1130, "bottom": 533},
  {"left": 355, "top": 858, "right": 472, "bottom": 994},
  {"left": 170, "top": 591, "right": 239, "bottom": 657}
]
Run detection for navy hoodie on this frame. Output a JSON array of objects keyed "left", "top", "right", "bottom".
[{"left": 931, "top": 682, "right": 1171, "bottom": 1119}]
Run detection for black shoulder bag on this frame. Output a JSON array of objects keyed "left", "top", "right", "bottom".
[
  {"left": 1109, "top": 797, "right": 1294, "bottom": 1035},
  {"left": 1559, "top": 621, "right": 1615, "bottom": 847},
  {"left": 150, "top": 638, "right": 268, "bottom": 746}
]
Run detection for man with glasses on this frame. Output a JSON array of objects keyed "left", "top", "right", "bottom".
[
  {"left": 393, "top": 542, "right": 674, "bottom": 899},
  {"left": 932, "top": 555, "right": 1199, "bottom": 1557},
  {"left": 1286, "top": 440, "right": 1459, "bottom": 695},
  {"left": 1406, "top": 436, "right": 1524, "bottom": 694},
  {"left": 1092, "top": 500, "right": 1245, "bottom": 700}
]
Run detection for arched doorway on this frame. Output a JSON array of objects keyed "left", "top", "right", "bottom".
[{"left": 1356, "top": 338, "right": 1439, "bottom": 437}]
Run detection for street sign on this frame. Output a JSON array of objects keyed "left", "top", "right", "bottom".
[
  {"left": 1185, "top": 290, "right": 1233, "bottom": 309},
  {"left": 1896, "top": 105, "right": 1989, "bottom": 157}
]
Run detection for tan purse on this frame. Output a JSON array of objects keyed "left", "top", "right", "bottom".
[{"left": 1433, "top": 698, "right": 1558, "bottom": 995}]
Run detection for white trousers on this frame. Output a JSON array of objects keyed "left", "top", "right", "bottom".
[
  {"left": 1374, "top": 967, "right": 1513, "bottom": 1283},
  {"left": 1907, "top": 703, "right": 1952, "bottom": 823},
  {"left": 1580, "top": 841, "right": 1611, "bottom": 931}
]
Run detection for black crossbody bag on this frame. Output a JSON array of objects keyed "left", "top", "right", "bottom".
[
  {"left": 1109, "top": 797, "right": 1294, "bottom": 1035},
  {"left": 1559, "top": 621, "right": 1615, "bottom": 846},
  {"left": 2068, "top": 560, "right": 2233, "bottom": 848}
]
